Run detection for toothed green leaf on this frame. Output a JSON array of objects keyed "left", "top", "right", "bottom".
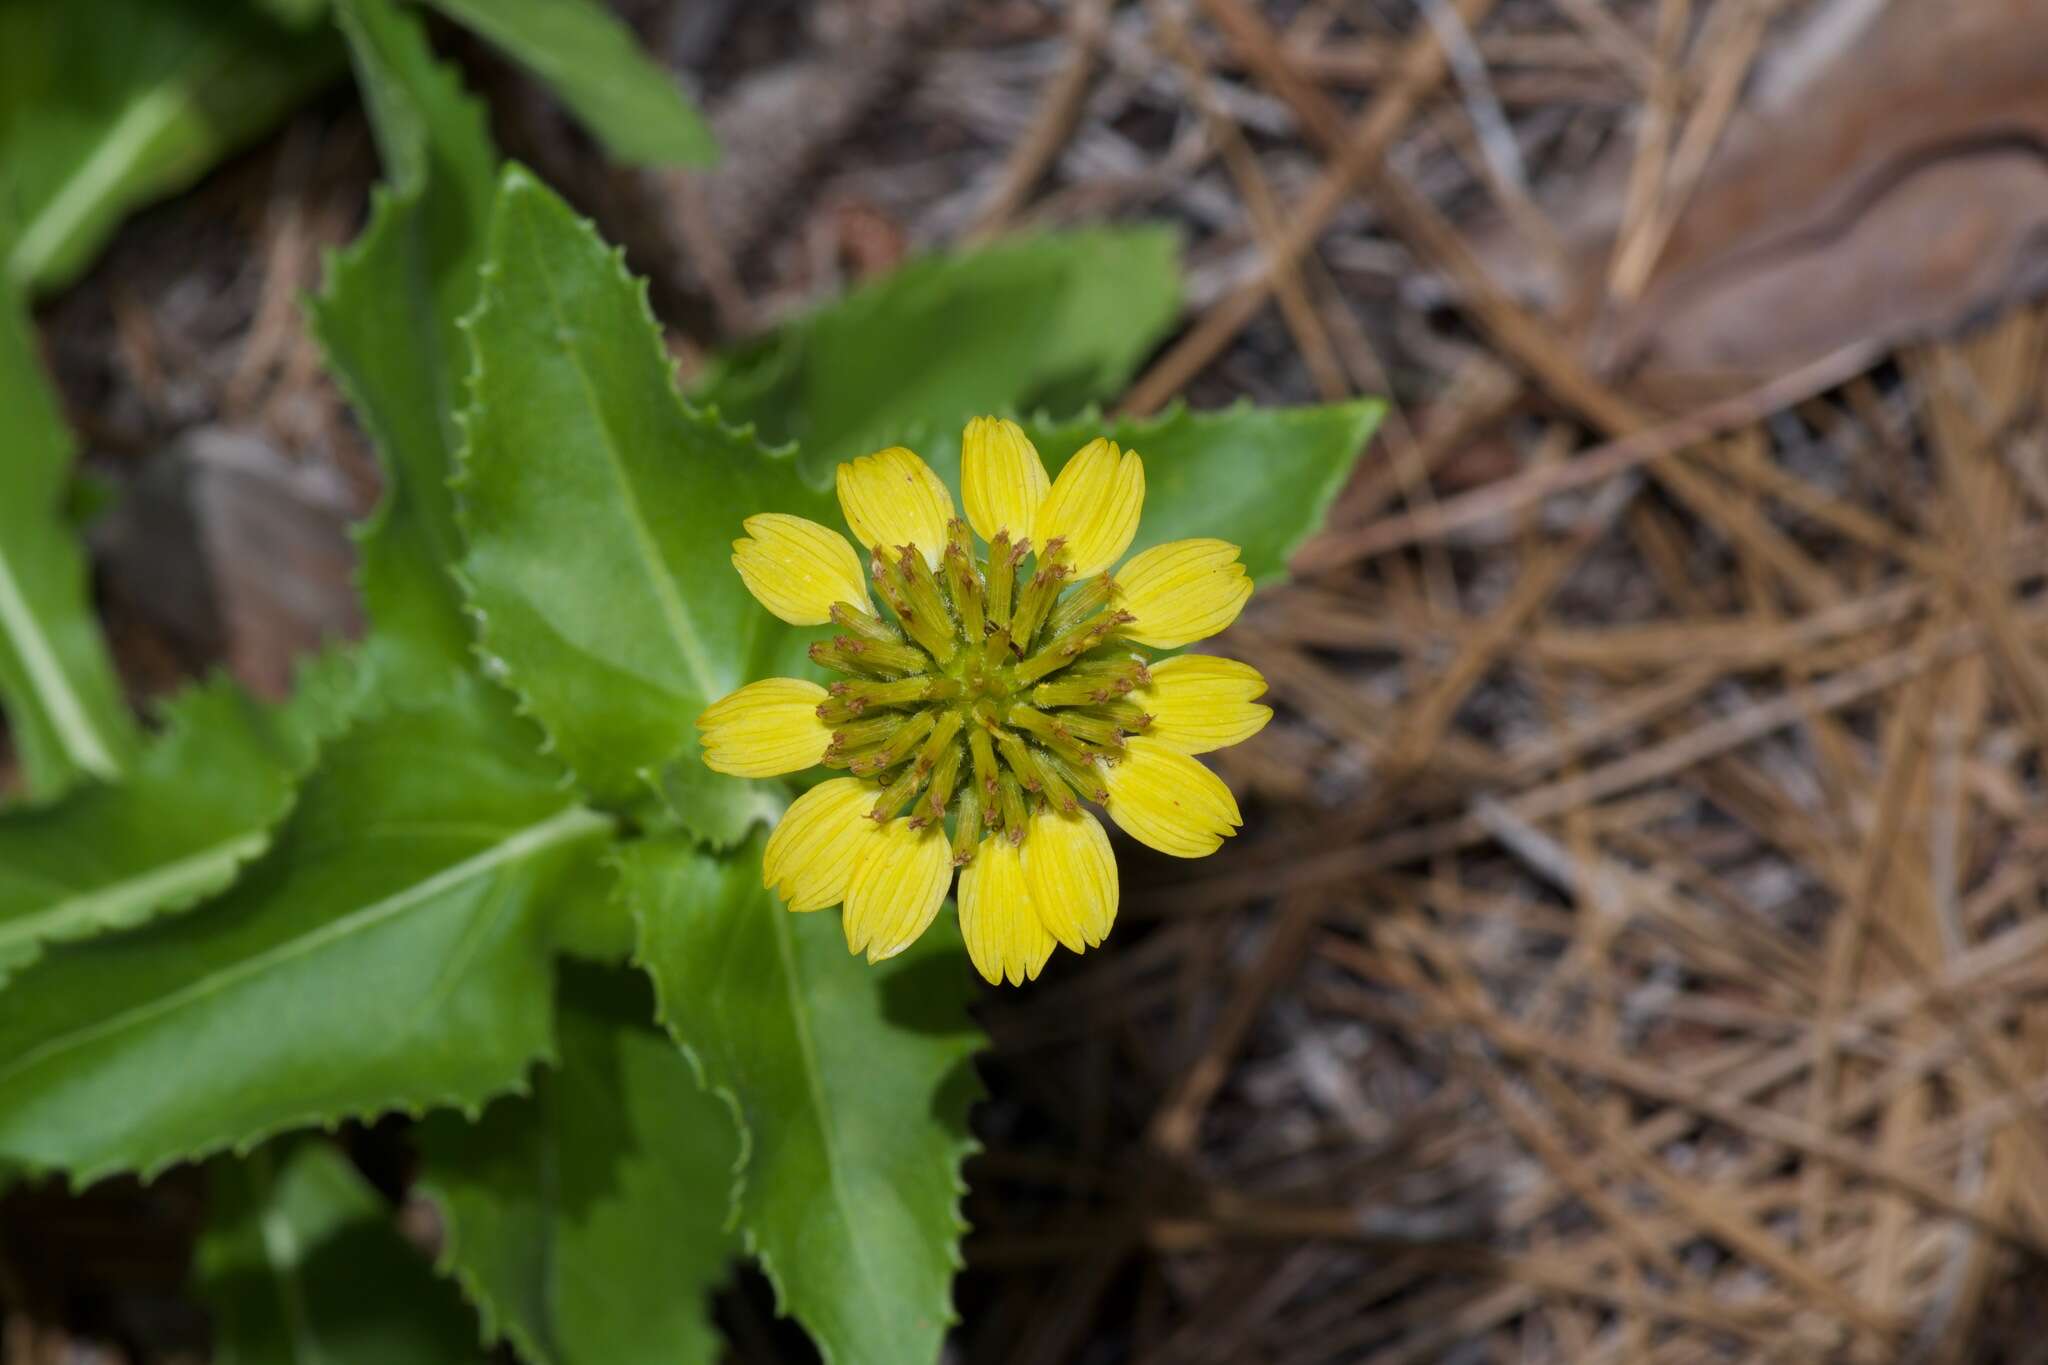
[
  {"left": 0, "top": 677, "right": 309, "bottom": 990},
  {"left": 416, "top": 964, "right": 738, "bottom": 1365},
  {"left": 0, "top": 681, "right": 611, "bottom": 1184},
  {"left": 455, "top": 166, "right": 827, "bottom": 838},
  {"left": 0, "top": 0, "right": 343, "bottom": 293},
  {"left": 423, "top": 0, "right": 715, "bottom": 167},
  {"left": 694, "top": 228, "right": 1181, "bottom": 483},
  {"left": 0, "top": 269, "right": 137, "bottom": 799},
  {"left": 198, "top": 1142, "right": 488, "bottom": 1365},
  {"left": 624, "top": 830, "right": 984, "bottom": 1365},
  {"left": 314, "top": 0, "right": 499, "bottom": 693}
]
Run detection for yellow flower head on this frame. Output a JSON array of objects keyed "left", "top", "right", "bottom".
[{"left": 697, "top": 417, "right": 1268, "bottom": 985}]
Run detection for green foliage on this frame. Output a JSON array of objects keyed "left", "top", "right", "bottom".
[
  {"left": 0, "top": 677, "right": 308, "bottom": 989},
  {"left": 0, "top": 684, "right": 611, "bottom": 1184},
  {"left": 0, "top": 0, "right": 344, "bottom": 293},
  {"left": 198, "top": 1142, "right": 488, "bottom": 1364},
  {"left": 422, "top": 0, "right": 716, "bottom": 167},
  {"left": 1027, "top": 400, "right": 1387, "bottom": 584},
  {"left": 454, "top": 167, "right": 827, "bottom": 836},
  {"left": 626, "top": 832, "right": 984, "bottom": 1365},
  {"left": 696, "top": 228, "right": 1182, "bottom": 482},
  {"left": 315, "top": 0, "right": 499, "bottom": 691},
  {"left": 0, "top": 273, "right": 138, "bottom": 797},
  {"left": 417, "top": 965, "right": 739, "bottom": 1365}
]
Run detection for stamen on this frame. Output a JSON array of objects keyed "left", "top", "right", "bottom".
[
  {"left": 1047, "top": 709, "right": 1131, "bottom": 749},
  {"left": 824, "top": 676, "right": 957, "bottom": 716},
  {"left": 1042, "top": 572, "right": 1116, "bottom": 641},
  {"left": 825, "top": 713, "right": 905, "bottom": 752},
  {"left": 941, "top": 528, "right": 985, "bottom": 644},
  {"left": 1008, "top": 557, "right": 1070, "bottom": 651},
  {"left": 1029, "top": 747, "right": 1083, "bottom": 816},
  {"left": 1030, "top": 658, "right": 1149, "bottom": 707},
  {"left": 810, "top": 635, "right": 925, "bottom": 678},
  {"left": 914, "top": 710, "right": 965, "bottom": 777},
  {"left": 829, "top": 601, "right": 905, "bottom": 646},
  {"left": 1085, "top": 700, "right": 1153, "bottom": 732},
  {"left": 980, "top": 625, "right": 1014, "bottom": 672},
  {"left": 968, "top": 722, "right": 1000, "bottom": 799},
  {"left": 995, "top": 769, "right": 1029, "bottom": 844},
  {"left": 984, "top": 531, "right": 1023, "bottom": 629},
  {"left": 1039, "top": 748, "right": 1110, "bottom": 805},
  {"left": 913, "top": 741, "right": 964, "bottom": 830},
  {"left": 896, "top": 546, "right": 958, "bottom": 663},
  {"left": 848, "top": 709, "right": 936, "bottom": 776},
  {"left": 992, "top": 727, "right": 1043, "bottom": 792},
  {"left": 1010, "top": 610, "right": 1134, "bottom": 686},
  {"left": 869, "top": 764, "right": 924, "bottom": 822},
  {"left": 951, "top": 781, "right": 983, "bottom": 865}
]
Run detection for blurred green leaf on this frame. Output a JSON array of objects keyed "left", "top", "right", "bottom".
[
  {"left": 198, "top": 1142, "right": 487, "bottom": 1365},
  {"left": 625, "top": 831, "right": 984, "bottom": 1365},
  {"left": 455, "top": 167, "right": 826, "bottom": 836},
  {"left": 417, "top": 964, "right": 738, "bottom": 1365},
  {"left": 423, "top": 0, "right": 716, "bottom": 167},
  {"left": 0, "top": 681, "right": 611, "bottom": 1184},
  {"left": 315, "top": 0, "right": 499, "bottom": 692},
  {"left": 0, "top": 274, "right": 137, "bottom": 798},
  {"left": 0, "top": 677, "right": 307, "bottom": 990},
  {"left": 697, "top": 228, "right": 1181, "bottom": 483},
  {"left": 0, "top": 0, "right": 343, "bottom": 293},
  {"left": 252, "top": 0, "right": 333, "bottom": 28}
]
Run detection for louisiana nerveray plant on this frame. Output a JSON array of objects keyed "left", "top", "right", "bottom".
[{"left": 700, "top": 424, "right": 1274, "bottom": 984}]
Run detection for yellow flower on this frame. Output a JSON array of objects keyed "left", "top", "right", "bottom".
[{"left": 697, "top": 418, "right": 1271, "bottom": 984}]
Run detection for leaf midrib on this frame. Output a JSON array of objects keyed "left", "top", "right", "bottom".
[
  {"left": 0, "top": 805, "right": 607, "bottom": 1087},
  {"left": 508, "top": 191, "right": 720, "bottom": 702},
  {"left": 766, "top": 905, "right": 893, "bottom": 1341}
]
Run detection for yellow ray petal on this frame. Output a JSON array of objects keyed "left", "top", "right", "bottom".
[
  {"left": 1114, "top": 538, "right": 1252, "bottom": 648},
  {"left": 843, "top": 818, "right": 951, "bottom": 961},
  {"left": 961, "top": 416, "right": 1050, "bottom": 543},
  {"left": 1034, "top": 438, "right": 1144, "bottom": 578},
  {"left": 836, "top": 447, "right": 955, "bottom": 565},
  {"left": 1137, "top": 655, "right": 1272, "bottom": 755},
  {"left": 762, "top": 778, "right": 880, "bottom": 911},
  {"left": 959, "top": 836, "right": 1056, "bottom": 985},
  {"left": 1022, "top": 809, "right": 1118, "bottom": 952},
  {"left": 731, "top": 513, "right": 871, "bottom": 625},
  {"left": 1101, "top": 737, "right": 1241, "bottom": 858},
  {"left": 696, "top": 678, "right": 833, "bottom": 777}
]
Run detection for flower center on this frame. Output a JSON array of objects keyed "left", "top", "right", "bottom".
[{"left": 808, "top": 518, "right": 1150, "bottom": 864}]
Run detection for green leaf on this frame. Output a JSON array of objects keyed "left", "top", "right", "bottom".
[
  {"left": 456, "top": 166, "right": 828, "bottom": 834},
  {"left": 0, "top": 680, "right": 612, "bottom": 1184},
  {"left": 0, "top": 676, "right": 307, "bottom": 990},
  {"left": 417, "top": 963, "right": 738, "bottom": 1364},
  {"left": 0, "top": 0, "right": 344, "bottom": 293},
  {"left": 314, "top": 0, "right": 499, "bottom": 692},
  {"left": 0, "top": 274, "right": 137, "bottom": 798},
  {"left": 1026, "top": 399, "right": 1387, "bottom": 584},
  {"left": 694, "top": 228, "right": 1181, "bottom": 483},
  {"left": 422, "top": 0, "right": 716, "bottom": 167},
  {"left": 198, "top": 1142, "right": 487, "bottom": 1364},
  {"left": 625, "top": 831, "right": 984, "bottom": 1365}
]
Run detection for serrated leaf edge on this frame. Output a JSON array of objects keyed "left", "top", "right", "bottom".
[{"left": 620, "top": 848, "right": 986, "bottom": 1365}]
